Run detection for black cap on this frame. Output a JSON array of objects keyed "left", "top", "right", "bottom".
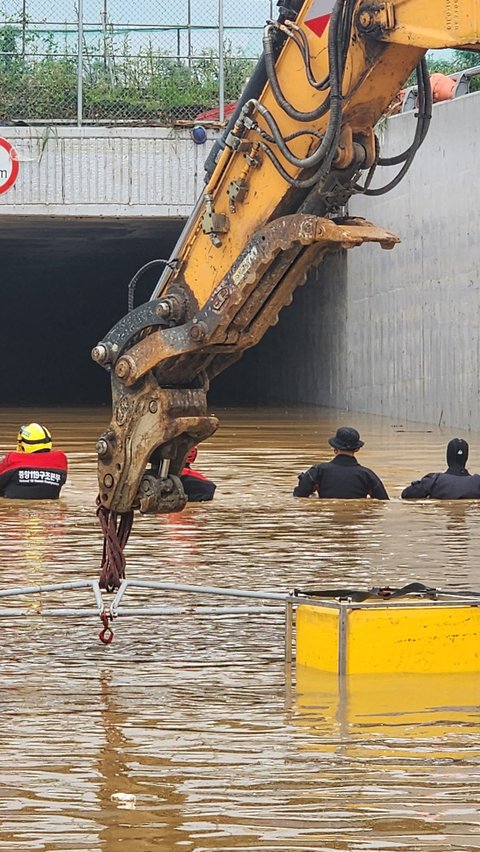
[
  {"left": 328, "top": 427, "right": 364, "bottom": 451},
  {"left": 446, "top": 438, "right": 469, "bottom": 469}
]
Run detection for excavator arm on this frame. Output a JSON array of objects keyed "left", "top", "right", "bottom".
[{"left": 93, "top": 0, "right": 480, "bottom": 521}]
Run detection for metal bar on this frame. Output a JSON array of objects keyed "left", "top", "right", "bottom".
[
  {"left": 0, "top": 579, "right": 475, "bottom": 608},
  {"left": 0, "top": 609, "right": 102, "bottom": 617},
  {"left": 218, "top": 0, "right": 225, "bottom": 122},
  {"left": 115, "top": 606, "right": 284, "bottom": 616},
  {"left": 91, "top": 580, "right": 105, "bottom": 611},
  {"left": 120, "top": 579, "right": 291, "bottom": 602},
  {"left": 294, "top": 598, "right": 346, "bottom": 610},
  {"left": 0, "top": 580, "right": 98, "bottom": 598},
  {"left": 42, "top": 608, "right": 101, "bottom": 616},
  {"left": 424, "top": 589, "right": 480, "bottom": 599},
  {"left": 187, "top": 0, "right": 192, "bottom": 70},
  {"left": 338, "top": 670, "right": 348, "bottom": 711},
  {"left": 413, "top": 64, "right": 480, "bottom": 85},
  {"left": 102, "top": 0, "right": 107, "bottom": 72},
  {"left": 0, "top": 606, "right": 284, "bottom": 618},
  {"left": 338, "top": 604, "right": 348, "bottom": 677},
  {"left": 14, "top": 20, "right": 263, "bottom": 31},
  {"left": 110, "top": 579, "right": 128, "bottom": 613},
  {"left": 462, "top": 65, "right": 480, "bottom": 79},
  {"left": 347, "top": 599, "right": 480, "bottom": 610},
  {"left": 21, "top": 0, "right": 27, "bottom": 56},
  {"left": 295, "top": 596, "right": 480, "bottom": 610},
  {"left": 77, "top": 0, "right": 84, "bottom": 126},
  {"left": 284, "top": 600, "right": 293, "bottom": 665}
]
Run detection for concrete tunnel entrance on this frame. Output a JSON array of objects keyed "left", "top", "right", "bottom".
[
  {"left": 1, "top": 215, "right": 310, "bottom": 408},
  {"left": 1, "top": 216, "right": 185, "bottom": 405}
]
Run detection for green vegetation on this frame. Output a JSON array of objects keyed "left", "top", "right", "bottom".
[
  {"left": 0, "top": 17, "right": 479, "bottom": 124},
  {"left": 0, "top": 20, "right": 255, "bottom": 122},
  {"left": 408, "top": 50, "right": 480, "bottom": 91}
]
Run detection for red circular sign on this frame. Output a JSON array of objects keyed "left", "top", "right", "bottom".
[{"left": 0, "top": 137, "right": 20, "bottom": 195}]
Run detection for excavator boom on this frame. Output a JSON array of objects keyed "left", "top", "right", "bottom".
[{"left": 93, "top": 0, "right": 480, "bottom": 522}]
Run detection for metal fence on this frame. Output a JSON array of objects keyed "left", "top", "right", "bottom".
[{"left": 0, "top": 0, "right": 274, "bottom": 125}]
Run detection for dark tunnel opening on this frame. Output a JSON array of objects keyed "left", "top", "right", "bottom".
[
  {"left": 0, "top": 216, "right": 339, "bottom": 410},
  {"left": 0, "top": 216, "right": 269, "bottom": 407},
  {"left": 1, "top": 216, "right": 181, "bottom": 405}
]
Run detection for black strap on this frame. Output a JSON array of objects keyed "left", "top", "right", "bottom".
[{"left": 293, "top": 582, "right": 441, "bottom": 602}]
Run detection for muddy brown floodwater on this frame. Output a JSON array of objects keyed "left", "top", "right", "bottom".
[{"left": 0, "top": 405, "right": 479, "bottom": 851}]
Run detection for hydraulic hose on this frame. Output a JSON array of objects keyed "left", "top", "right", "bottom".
[
  {"left": 258, "top": 140, "right": 342, "bottom": 188},
  {"left": 279, "top": 23, "right": 330, "bottom": 91},
  {"left": 203, "top": 54, "right": 268, "bottom": 181},
  {"left": 252, "top": 100, "right": 339, "bottom": 169},
  {"left": 254, "top": 0, "right": 346, "bottom": 177},
  {"left": 362, "top": 58, "right": 432, "bottom": 196},
  {"left": 263, "top": 23, "right": 331, "bottom": 122},
  {"left": 262, "top": 0, "right": 355, "bottom": 123},
  {"left": 127, "top": 259, "right": 176, "bottom": 312},
  {"left": 202, "top": 0, "right": 305, "bottom": 181},
  {"left": 377, "top": 59, "right": 432, "bottom": 167}
]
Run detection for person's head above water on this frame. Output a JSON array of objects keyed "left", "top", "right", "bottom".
[
  {"left": 446, "top": 437, "right": 469, "bottom": 470},
  {"left": 16, "top": 423, "right": 52, "bottom": 454},
  {"left": 328, "top": 427, "right": 364, "bottom": 454}
]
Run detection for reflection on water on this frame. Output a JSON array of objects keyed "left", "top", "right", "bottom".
[
  {"left": 296, "top": 667, "right": 480, "bottom": 759},
  {"left": 0, "top": 405, "right": 479, "bottom": 850}
]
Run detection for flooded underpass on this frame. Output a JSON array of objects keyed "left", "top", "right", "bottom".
[{"left": 0, "top": 404, "right": 479, "bottom": 851}]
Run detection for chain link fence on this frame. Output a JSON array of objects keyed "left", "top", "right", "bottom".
[{"left": 0, "top": 0, "right": 274, "bottom": 124}]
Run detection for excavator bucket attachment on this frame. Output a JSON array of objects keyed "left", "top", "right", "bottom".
[{"left": 95, "top": 216, "right": 397, "bottom": 515}]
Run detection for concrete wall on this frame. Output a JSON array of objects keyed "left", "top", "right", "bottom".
[
  {"left": 2, "top": 97, "right": 480, "bottom": 428},
  {"left": 230, "top": 92, "right": 480, "bottom": 430},
  {"left": 0, "top": 126, "right": 215, "bottom": 217},
  {"left": 345, "top": 92, "right": 480, "bottom": 429}
]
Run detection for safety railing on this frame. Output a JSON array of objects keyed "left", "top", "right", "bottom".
[
  {"left": 0, "top": 0, "right": 274, "bottom": 126},
  {"left": 0, "top": 579, "right": 479, "bottom": 666},
  {"left": 0, "top": 578, "right": 295, "bottom": 659}
]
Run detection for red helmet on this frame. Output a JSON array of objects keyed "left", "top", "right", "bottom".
[{"left": 186, "top": 447, "right": 198, "bottom": 465}]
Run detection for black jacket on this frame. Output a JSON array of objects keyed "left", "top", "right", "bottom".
[
  {"left": 0, "top": 450, "right": 67, "bottom": 499},
  {"left": 181, "top": 469, "right": 216, "bottom": 502},
  {"left": 294, "top": 455, "right": 389, "bottom": 500},
  {"left": 401, "top": 467, "right": 480, "bottom": 499}
]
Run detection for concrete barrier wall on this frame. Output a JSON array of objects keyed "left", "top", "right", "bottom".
[
  {"left": 346, "top": 91, "right": 480, "bottom": 429},
  {"left": 238, "top": 92, "right": 480, "bottom": 430},
  {"left": 0, "top": 126, "right": 215, "bottom": 217},
  {"left": 2, "top": 96, "right": 479, "bottom": 429}
]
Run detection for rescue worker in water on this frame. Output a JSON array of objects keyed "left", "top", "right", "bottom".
[
  {"left": 401, "top": 438, "right": 480, "bottom": 499},
  {"left": 0, "top": 423, "right": 68, "bottom": 499},
  {"left": 293, "top": 426, "right": 389, "bottom": 500},
  {"left": 181, "top": 447, "right": 216, "bottom": 502}
]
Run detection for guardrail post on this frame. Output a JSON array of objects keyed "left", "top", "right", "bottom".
[
  {"left": 284, "top": 599, "right": 293, "bottom": 665},
  {"left": 77, "top": 0, "right": 84, "bottom": 126},
  {"left": 218, "top": 0, "right": 225, "bottom": 121}
]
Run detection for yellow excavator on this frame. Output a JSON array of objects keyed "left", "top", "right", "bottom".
[{"left": 92, "top": 0, "right": 480, "bottom": 588}]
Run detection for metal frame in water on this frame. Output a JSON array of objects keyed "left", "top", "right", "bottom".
[
  {"left": 0, "top": 578, "right": 295, "bottom": 657},
  {"left": 0, "top": 581, "right": 478, "bottom": 674}
]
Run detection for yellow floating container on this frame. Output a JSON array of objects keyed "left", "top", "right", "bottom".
[{"left": 296, "top": 599, "right": 480, "bottom": 674}]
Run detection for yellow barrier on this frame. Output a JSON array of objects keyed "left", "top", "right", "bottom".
[{"left": 296, "top": 601, "right": 480, "bottom": 674}]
